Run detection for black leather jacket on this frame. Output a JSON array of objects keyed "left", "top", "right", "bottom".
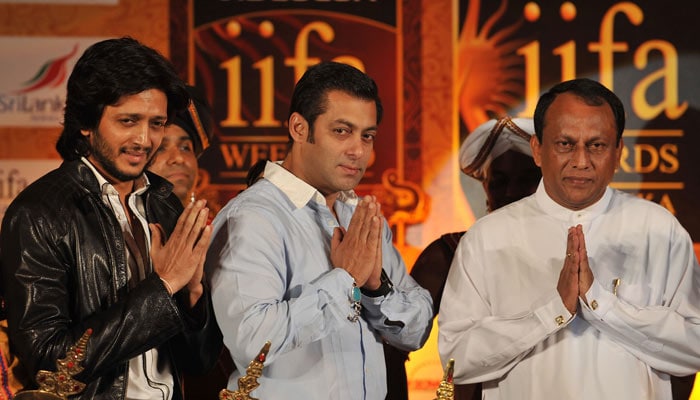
[{"left": 0, "top": 160, "right": 222, "bottom": 399}]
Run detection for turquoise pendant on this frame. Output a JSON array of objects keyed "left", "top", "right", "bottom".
[{"left": 352, "top": 286, "right": 361, "bottom": 302}]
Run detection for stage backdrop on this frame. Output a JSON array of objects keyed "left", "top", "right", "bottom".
[{"left": 169, "top": 0, "right": 699, "bottom": 245}]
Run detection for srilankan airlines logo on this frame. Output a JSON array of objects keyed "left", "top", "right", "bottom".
[{"left": 13, "top": 44, "right": 78, "bottom": 95}]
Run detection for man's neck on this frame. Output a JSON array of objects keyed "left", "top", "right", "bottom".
[{"left": 81, "top": 157, "right": 138, "bottom": 206}]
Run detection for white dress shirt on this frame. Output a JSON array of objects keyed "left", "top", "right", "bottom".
[{"left": 439, "top": 181, "right": 700, "bottom": 399}]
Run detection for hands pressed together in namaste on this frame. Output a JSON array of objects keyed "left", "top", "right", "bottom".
[
  {"left": 557, "top": 224, "right": 595, "bottom": 314},
  {"left": 330, "top": 195, "right": 384, "bottom": 291}
]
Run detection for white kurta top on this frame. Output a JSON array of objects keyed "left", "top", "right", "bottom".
[{"left": 438, "top": 182, "right": 700, "bottom": 400}]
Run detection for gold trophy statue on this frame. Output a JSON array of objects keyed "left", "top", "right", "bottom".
[
  {"left": 433, "top": 358, "right": 455, "bottom": 400},
  {"left": 219, "top": 341, "right": 271, "bottom": 400},
  {"left": 14, "top": 329, "right": 93, "bottom": 400}
]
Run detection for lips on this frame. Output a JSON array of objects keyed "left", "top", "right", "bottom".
[
  {"left": 122, "top": 147, "right": 150, "bottom": 164},
  {"left": 564, "top": 176, "right": 592, "bottom": 186},
  {"left": 124, "top": 153, "right": 147, "bottom": 164},
  {"left": 166, "top": 172, "right": 192, "bottom": 182},
  {"left": 339, "top": 164, "right": 362, "bottom": 175}
]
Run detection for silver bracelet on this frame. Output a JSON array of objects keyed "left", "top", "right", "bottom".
[{"left": 347, "top": 281, "right": 362, "bottom": 322}]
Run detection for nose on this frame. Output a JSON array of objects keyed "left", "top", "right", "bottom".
[
  {"left": 570, "top": 145, "right": 591, "bottom": 169},
  {"left": 164, "top": 146, "right": 184, "bottom": 165},
  {"left": 134, "top": 123, "right": 150, "bottom": 147},
  {"left": 345, "top": 135, "right": 365, "bottom": 160}
]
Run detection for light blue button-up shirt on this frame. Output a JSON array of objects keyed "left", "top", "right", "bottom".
[{"left": 207, "top": 161, "right": 433, "bottom": 400}]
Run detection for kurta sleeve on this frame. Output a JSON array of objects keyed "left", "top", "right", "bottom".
[
  {"left": 437, "top": 230, "right": 574, "bottom": 384},
  {"left": 579, "top": 221, "right": 700, "bottom": 376}
]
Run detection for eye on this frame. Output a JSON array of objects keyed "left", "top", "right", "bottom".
[
  {"left": 333, "top": 127, "right": 351, "bottom": 136},
  {"left": 119, "top": 118, "right": 136, "bottom": 126},
  {"left": 151, "top": 120, "right": 166, "bottom": 129},
  {"left": 587, "top": 142, "right": 607, "bottom": 154},
  {"left": 362, "top": 132, "right": 377, "bottom": 143},
  {"left": 179, "top": 143, "right": 194, "bottom": 152},
  {"left": 555, "top": 140, "right": 574, "bottom": 152}
]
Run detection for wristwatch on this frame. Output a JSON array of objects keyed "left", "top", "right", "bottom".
[{"left": 361, "top": 269, "right": 394, "bottom": 297}]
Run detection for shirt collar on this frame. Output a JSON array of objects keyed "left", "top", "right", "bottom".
[
  {"left": 264, "top": 161, "right": 358, "bottom": 209},
  {"left": 534, "top": 179, "right": 612, "bottom": 223},
  {"left": 81, "top": 157, "right": 150, "bottom": 197}
]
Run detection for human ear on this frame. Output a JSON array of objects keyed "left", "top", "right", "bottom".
[
  {"left": 530, "top": 135, "right": 543, "bottom": 167},
  {"left": 614, "top": 137, "right": 624, "bottom": 170},
  {"left": 288, "top": 112, "right": 308, "bottom": 143}
]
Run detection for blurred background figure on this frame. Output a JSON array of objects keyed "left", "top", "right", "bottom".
[
  {"left": 384, "top": 117, "right": 541, "bottom": 400},
  {"left": 148, "top": 85, "right": 212, "bottom": 205},
  {"left": 147, "top": 85, "right": 235, "bottom": 399}
]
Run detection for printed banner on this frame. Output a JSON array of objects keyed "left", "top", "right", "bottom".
[
  {"left": 0, "top": 160, "right": 61, "bottom": 232},
  {"left": 174, "top": 0, "right": 429, "bottom": 238},
  {"left": 0, "top": 37, "right": 106, "bottom": 127},
  {"left": 454, "top": 0, "right": 700, "bottom": 241}
]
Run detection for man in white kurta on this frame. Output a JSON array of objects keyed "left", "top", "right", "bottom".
[{"left": 438, "top": 78, "right": 700, "bottom": 399}]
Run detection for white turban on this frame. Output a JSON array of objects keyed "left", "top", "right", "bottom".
[{"left": 459, "top": 116, "right": 536, "bottom": 181}]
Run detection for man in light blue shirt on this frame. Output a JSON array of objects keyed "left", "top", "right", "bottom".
[{"left": 206, "top": 61, "right": 433, "bottom": 399}]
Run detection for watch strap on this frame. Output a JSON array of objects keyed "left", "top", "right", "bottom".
[{"left": 361, "top": 269, "right": 394, "bottom": 297}]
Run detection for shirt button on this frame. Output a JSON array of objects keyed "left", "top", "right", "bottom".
[
  {"left": 555, "top": 315, "right": 564, "bottom": 326},
  {"left": 591, "top": 300, "right": 598, "bottom": 310}
]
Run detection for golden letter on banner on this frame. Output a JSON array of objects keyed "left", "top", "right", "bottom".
[
  {"left": 588, "top": 3, "right": 642, "bottom": 90},
  {"left": 285, "top": 22, "right": 334, "bottom": 82},
  {"left": 221, "top": 56, "right": 247, "bottom": 128},
  {"left": 516, "top": 41, "right": 539, "bottom": 118},
  {"left": 632, "top": 40, "right": 687, "bottom": 120}
]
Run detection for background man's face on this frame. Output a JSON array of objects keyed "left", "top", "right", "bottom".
[
  {"left": 483, "top": 149, "right": 541, "bottom": 212},
  {"left": 148, "top": 125, "right": 198, "bottom": 204}
]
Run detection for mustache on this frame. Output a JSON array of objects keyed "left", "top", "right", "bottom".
[{"left": 120, "top": 145, "right": 152, "bottom": 154}]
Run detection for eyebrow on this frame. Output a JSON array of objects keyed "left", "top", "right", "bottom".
[
  {"left": 334, "top": 118, "right": 377, "bottom": 132},
  {"left": 115, "top": 112, "right": 168, "bottom": 122},
  {"left": 160, "top": 134, "right": 193, "bottom": 144}
]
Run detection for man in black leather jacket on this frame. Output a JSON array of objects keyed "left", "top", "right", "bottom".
[{"left": 0, "top": 37, "right": 222, "bottom": 399}]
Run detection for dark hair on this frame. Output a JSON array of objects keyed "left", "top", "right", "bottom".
[
  {"left": 533, "top": 78, "right": 625, "bottom": 144},
  {"left": 56, "top": 37, "right": 189, "bottom": 161},
  {"left": 287, "top": 61, "right": 383, "bottom": 146}
]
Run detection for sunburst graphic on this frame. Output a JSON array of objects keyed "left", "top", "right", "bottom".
[
  {"left": 458, "top": 0, "right": 529, "bottom": 132},
  {"left": 13, "top": 44, "right": 79, "bottom": 95}
]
